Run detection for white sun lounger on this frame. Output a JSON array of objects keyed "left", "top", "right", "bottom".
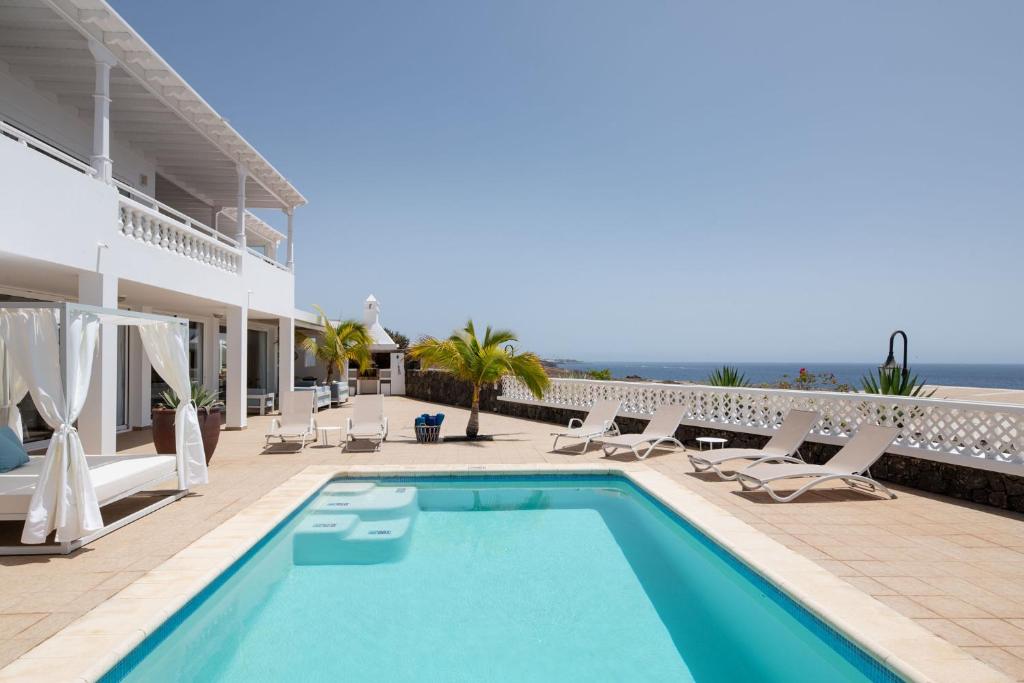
[
  {"left": 688, "top": 409, "right": 820, "bottom": 480},
  {"left": 266, "top": 390, "right": 316, "bottom": 448},
  {"left": 346, "top": 394, "right": 388, "bottom": 451},
  {"left": 550, "top": 399, "right": 621, "bottom": 453},
  {"left": 735, "top": 424, "right": 899, "bottom": 502},
  {"left": 594, "top": 404, "right": 686, "bottom": 460}
]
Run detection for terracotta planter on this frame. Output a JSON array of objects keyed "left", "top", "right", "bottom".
[{"left": 151, "top": 406, "right": 223, "bottom": 464}]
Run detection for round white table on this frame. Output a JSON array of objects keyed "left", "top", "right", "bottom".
[
  {"left": 696, "top": 436, "right": 728, "bottom": 451},
  {"left": 317, "top": 426, "right": 343, "bottom": 447}
]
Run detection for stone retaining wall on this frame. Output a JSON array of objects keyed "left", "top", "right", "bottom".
[{"left": 405, "top": 370, "right": 1024, "bottom": 512}]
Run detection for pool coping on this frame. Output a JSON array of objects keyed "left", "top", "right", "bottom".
[{"left": 0, "top": 462, "right": 1008, "bottom": 683}]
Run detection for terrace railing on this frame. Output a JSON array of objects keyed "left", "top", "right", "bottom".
[
  {"left": 500, "top": 377, "right": 1024, "bottom": 474},
  {"left": 1, "top": 120, "right": 96, "bottom": 176},
  {"left": 116, "top": 182, "right": 241, "bottom": 273}
]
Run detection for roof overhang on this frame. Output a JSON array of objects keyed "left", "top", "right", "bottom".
[{"left": 0, "top": 0, "right": 306, "bottom": 210}]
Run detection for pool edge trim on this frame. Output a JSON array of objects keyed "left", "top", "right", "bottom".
[{"left": 0, "top": 462, "right": 1007, "bottom": 683}]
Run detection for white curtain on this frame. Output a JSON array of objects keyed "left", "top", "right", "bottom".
[
  {"left": 0, "top": 309, "right": 102, "bottom": 544},
  {"left": 0, "top": 338, "right": 29, "bottom": 441},
  {"left": 138, "top": 322, "right": 208, "bottom": 487}
]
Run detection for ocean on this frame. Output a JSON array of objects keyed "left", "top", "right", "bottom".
[{"left": 553, "top": 361, "right": 1024, "bottom": 390}]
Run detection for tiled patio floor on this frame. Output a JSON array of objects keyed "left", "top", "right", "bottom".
[{"left": 2, "top": 396, "right": 1023, "bottom": 680}]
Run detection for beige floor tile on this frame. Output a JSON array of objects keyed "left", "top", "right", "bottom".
[
  {"left": 956, "top": 620, "right": 1024, "bottom": 647},
  {"left": 874, "top": 595, "right": 941, "bottom": 619},
  {"left": 963, "top": 647, "right": 1024, "bottom": 680},
  {"left": 916, "top": 618, "right": 991, "bottom": 647},
  {"left": 913, "top": 595, "right": 995, "bottom": 620}
]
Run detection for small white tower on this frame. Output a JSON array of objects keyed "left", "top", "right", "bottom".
[
  {"left": 363, "top": 294, "right": 381, "bottom": 329},
  {"left": 357, "top": 294, "right": 404, "bottom": 396}
]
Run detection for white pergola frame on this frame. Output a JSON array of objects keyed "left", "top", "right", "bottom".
[{"left": 0, "top": 302, "right": 191, "bottom": 555}]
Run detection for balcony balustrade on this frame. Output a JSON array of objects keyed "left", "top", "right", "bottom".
[{"left": 116, "top": 183, "right": 241, "bottom": 274}]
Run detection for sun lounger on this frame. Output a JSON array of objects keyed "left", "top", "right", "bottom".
[
  {"left": 346, "top": 395, "right": 388, "bottom": 451},
  {"left": 688, "top": 409, "right": 819, "bottom": 480},
  {"left": 550, "top": 399, "right": 621, "bottom": 453},
  {"left": 266, "top": 390, "right": 316, "bottom": 448},
  {"left": 735, "top": 424, "right": 899, "bottom": 502},
  {"left": 594, "top": 404, "right": 686, "bottom": 460}
]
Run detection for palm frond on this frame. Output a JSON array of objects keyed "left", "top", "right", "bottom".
[
  {"left": 409, "top": 319, "right": 548, "bottom": 396},
  {"left": 303, "top": 305, "right": 373, "bottom": 379}
]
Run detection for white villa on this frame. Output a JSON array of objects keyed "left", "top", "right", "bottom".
[{"left": 0, "top": 0, "right": 315, "bottom": 452}]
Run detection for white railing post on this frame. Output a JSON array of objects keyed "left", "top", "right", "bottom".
[
  {"left": 235, "top": 163, "right": 248, "bottom": 251},
  {"left": 87, "top": 39, "right": 117, "bottom": 183},
  {"left": 285, "top": 206, "right": 295, "bottom": 272}
]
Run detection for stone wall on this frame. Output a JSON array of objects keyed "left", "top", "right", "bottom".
[{"left": 405, "top": 370, "right": 1024, "bottom": 512}]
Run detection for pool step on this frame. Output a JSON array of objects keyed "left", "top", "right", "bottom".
[
  {"left": 418, "top": 488, "right": 551, "bottom": 511},
  {"left": 311, "top": 485, "right": 417, "bottom": 520},
  {"left": 293, "top": 484, "right": 419, "bottom": 566},
  {"left": 321, "top": 482, "right": 376, "bottom": 495},
  {"left": 293, "top": 514, "right": 414, "bottom": 566}
]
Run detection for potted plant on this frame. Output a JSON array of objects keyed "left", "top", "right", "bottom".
[{"left": 151, "top": 383, "right": 224, "bottom": 463}]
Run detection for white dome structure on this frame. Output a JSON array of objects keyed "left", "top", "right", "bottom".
[{"left": 363, "top": 294, "right": 397, "bottom": 351}]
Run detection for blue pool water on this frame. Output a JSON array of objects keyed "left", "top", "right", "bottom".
[{"left": 103, "top": 476, "right": 900, "bottom": 682}]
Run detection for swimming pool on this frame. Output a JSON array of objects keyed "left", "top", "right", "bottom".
[{"left": 102, "top": 475, "right": 900, "bottom": 682}]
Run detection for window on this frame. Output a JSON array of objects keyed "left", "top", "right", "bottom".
[{"left": 189, "top": 321, "right": 203, "bottom": 385}]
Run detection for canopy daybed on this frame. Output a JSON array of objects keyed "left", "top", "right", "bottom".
[{"left": 0, "top": 303, "right": 208, "bottom": 555}]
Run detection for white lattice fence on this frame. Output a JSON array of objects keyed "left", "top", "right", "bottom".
[{"left": 501, "top": 377, "right": 1024, "bottom": 473}]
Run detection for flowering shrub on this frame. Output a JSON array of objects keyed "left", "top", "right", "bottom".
[{"left": 766, "top": 367, "right": 851, "bottom": 392}]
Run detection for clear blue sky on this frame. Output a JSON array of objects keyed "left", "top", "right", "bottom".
[{"left": 111, "top": 0, "right": 1023, "bottom": 363}]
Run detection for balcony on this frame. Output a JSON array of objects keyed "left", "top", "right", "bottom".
[{"left": 116, "top": 183, "right": 241, "bottom": 274}]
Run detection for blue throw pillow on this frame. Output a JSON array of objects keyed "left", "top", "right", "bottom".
[{"left": 0, "top": 426, "right": 29, "bottom": 472}]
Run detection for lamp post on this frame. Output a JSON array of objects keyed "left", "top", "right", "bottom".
[{"left": 881, "top": 330, "right": 910, "bottom": 382}]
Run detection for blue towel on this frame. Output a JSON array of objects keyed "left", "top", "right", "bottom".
[
  {"left": 415, "top": 416, "right": 426, "bottom": 427},
  {"left": 424, "top": 415, "right": 436, "bottom": 427},
  {"left": 434, "top": 413, "right": 445, "bottom": 426},
  {"left": 0, "top": 426, "right": 29, "bottom": 473}
]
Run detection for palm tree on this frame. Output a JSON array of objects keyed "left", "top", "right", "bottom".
[
  {"left": 301, "top": 305, "right": 373, "bottom": 384},
  {"left": 409, "top": 320, "right": 549, "bottom": 438}
]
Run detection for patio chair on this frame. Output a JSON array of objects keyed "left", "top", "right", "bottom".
[
  {"left": 550, "top": 399, "right": 621, "bottom": 453},
  {"left": 265, "top": 390, "right": 316, "bottom": 448},
  {"left": 688, "top": 409, "right": 819, "bottom": 480},
  {"left": 735, "top": 424, "right": 899, "bottom": 502},
  {"left": 594, "top": 404, "right": 686, "bottom": 460},
  {"left": 346, "top": 394, "right": 388, "bottom": 451}
]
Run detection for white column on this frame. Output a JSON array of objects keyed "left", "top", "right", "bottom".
[
  {"left": 225, "top": 304, "right": 248, "bottom": 429},
  {"left": 87, "top": 40, "right": 117, "bottom": 183},
  {"left": 128, "top": 306, "right": 153, "bottom": 428},
  {"left": 203, "top": 316, "right": 221, "bottom": 396},
  {"left": 78, "top": 272, "right": 118, "bottom": 453},
  {"left": 278, "top": 316, "right": 294, "bottom": 401},
  {"left": 235, "top": 165, "right": 248, "bottom": 250},
  {"left": 285, "top": 207, "right": 295, "bottom": 271}
]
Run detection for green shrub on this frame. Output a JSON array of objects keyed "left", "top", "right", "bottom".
[
  {"left": 706, "top": 365, "right": 750, "bottom": 387},
  {"left": 860, "top": 367, "right": 934, "bottom": 397}
]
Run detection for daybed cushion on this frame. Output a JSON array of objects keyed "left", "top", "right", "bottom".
[
  {"left": 0, "top": 427, "right": 29, "bottom": 472},
  {"left": 0, "top": 454, "right": 177, "bottom": 516}
]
